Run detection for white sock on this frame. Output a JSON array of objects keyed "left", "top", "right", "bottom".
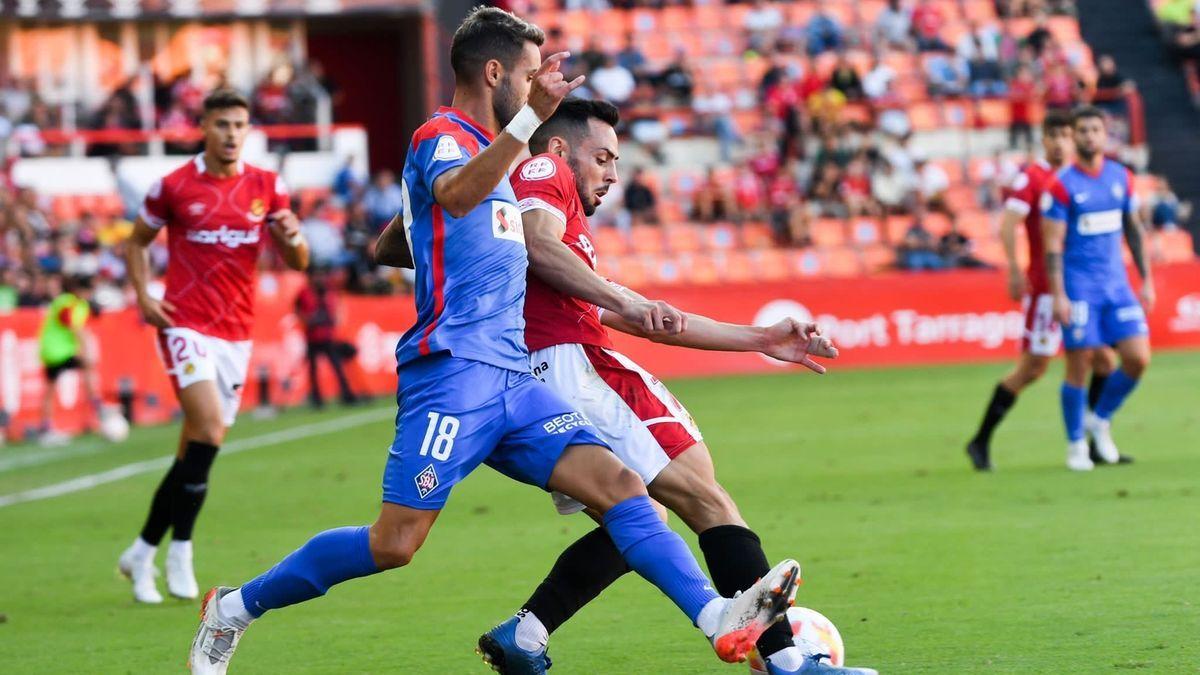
[
  {"left": 766, "top": 646, "right": 805, "bottom": 671},
  {"left": 130, "top": 537, "right": 157, "bottom": 562},
  {"left": 513, "top": 610, "right": 548, "bottom": 652},
  {"left": 218, "top": 588, "right": 254, "bottom": 629},
  {"left": 695, "top": 597, "right": 728, "bottom": 638},
  {"left": 168, "top": 539, "right": 192, "bottom": 559}
]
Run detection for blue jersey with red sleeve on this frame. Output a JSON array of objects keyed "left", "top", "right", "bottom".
[
  {"left": 397, "top": 107, "right": 529, "bottom": 372},
  {"left": 1040, "top": 159, "right": 1135, "bottom": 295}
]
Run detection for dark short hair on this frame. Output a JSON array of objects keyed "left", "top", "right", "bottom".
[
  {"left": 1071, "top": 104, "right": 1106, "bottom": 126},
  {"left": 1042, "top": 108, "right": 1072, "bottom": 133},
  {"left": 450, "top": 6, "right": 545, "bottom": 84},
  {"left": 203, "top": 88, "right": 250, "bottom": 115},
  {"left": 529, "top": 98, "right": 620, "bottom": 154}
]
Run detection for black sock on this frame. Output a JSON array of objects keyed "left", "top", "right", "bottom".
[
  {"left": 139, "top": 460, "right": 183, "bottom": 545},
  {"left": 1088, "top": 372, "right": 1109, "bottom": 411},
  {"left": 170, "top": 441, "right": 219, "bottom": 541},
  {"left": 971, "top": 383, "right": 1017, "bottom": 446},
  {"left": 698, "top": 525, "right": 794, "bottom": 658},
  {"left": 521, "top": 527, "right": 630, "bottom": 635}
]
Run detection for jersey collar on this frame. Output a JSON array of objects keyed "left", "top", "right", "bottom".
[
  {"left": 436, "top": 106, "right": 495, "bottom": 143},
  {"left": 1072, "top": 158, "right": 1105, "bottom": 178},
  {"left": 194, "top": 153, "right": 245, "bottom": 177}
]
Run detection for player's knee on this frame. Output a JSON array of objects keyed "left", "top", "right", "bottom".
[
  {"left": 368, "top": 529, "right": 419, "bottom": 570},
  {"left": 1123, "top": 352, "right": 1149, "bottom": 378},
  {"left": 1025, "top": 358, "right": 1050, "bottom": 383},
  {"left": 188, "top": 420, "right": 226, "bottom": 446},
  {"left": 608, "top": 465, "right": 648, "bottom": 502}
]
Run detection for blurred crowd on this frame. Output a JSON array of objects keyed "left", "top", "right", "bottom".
[{"left": 0, "top": 60, "right": 337, "bottom": 159}]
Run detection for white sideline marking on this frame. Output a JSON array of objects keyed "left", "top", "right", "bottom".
[
  {"left": 0, "top": 440, "right": 108, "bottom": 473},
  {"left": 0, "top": 408, "right": 394, "bottom": 509}
]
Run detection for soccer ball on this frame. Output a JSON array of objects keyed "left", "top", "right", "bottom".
[
  {"left": 747, "top": 606, "right": 846, "bottom": 674},
  {"left": 99, "top": 407, "right": 130, "bottom": 443}
]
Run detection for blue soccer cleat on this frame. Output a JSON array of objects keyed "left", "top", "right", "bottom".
[
  {"left": 476, "top": 616, "right": 552, "bottom": 675},
  {"left": 767, "top": 653, "right": 879, "bottom": 675}
]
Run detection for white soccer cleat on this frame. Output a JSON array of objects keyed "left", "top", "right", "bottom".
[
  {"left": 38, "top": 429, "right": 71, "bottom": 447},
  {"left": 711, "top": 559, "right": 802, "bottom": 663},
  {"left": 189, "top": 587, "right": 248, "bottom": 674},
  {"left": 118, "top": 546, "right": 163, "bottom": 604},
  {"left": 1066, "top": 439, "right": 1094, "bottom": 472},
  {"left": 1085, "top": 413, "right": 1121, "bottom": 464},
  {"left": 167, "top": 542, "right": 200, "bottom": 600}
]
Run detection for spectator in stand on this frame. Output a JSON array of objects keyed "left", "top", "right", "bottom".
[
  {"left": 657, "top": 48, "right": 696, "bottom": 105},
  {"left": 1007, "top": 64, "right": 1038, "bottom": 150},
  {"left": 863, "top": 56, "right": 899, "bottom": 101},
  {"left": 579, "top": 37, "right": 608, "bottom": 75},
  {"left": 841, "top": 155, "right": 880, "bottom": 223},
  {"left": 332, "top": 156, "right": 364, "bottom": 206},
  {"left": 693, "top": 83, "right": 740, "bottom": 163},
  {"left": 590, "top": 54, "right": 636, "bottom": 106},
  {"left": 623, "top": 167, "right": 659, "bottom": 226},
  {"left": 829, "top": 53, "right": 864, "bottom": 101},
  {"left": 295, "top": 266, "right": 358, "bottom": 409},
  {"left": 806, "top": 0, "right": 845, "bottom": 56},
  {"left": 1023, "top": 11, "right": 1054, "bottom": 58},
  {"left": 807, "top": 161, "right": 847, "bottom": 219},
  {"left": 733, "top": 162, "right": 765, "bottom": 221},
  {"left": 808, "top": 87, "right": 847, "bottom": 138},
  {"left": 976, "top": 148, "right": 1019, "bottom": 210},
  {"left": 957, "top": 21, "right": 1007, "bottom": 96},
  {"left": 1042, "top": 61, "right": 1080, "bottom": 110},
  {"left": 897, "top": 219, "right": 944, "bottom": 270},
  {"left": 616, "top": 33, "right": 650, "bottom": 82},
  {"left": 300, "top": 198, "right": 346, "bottom": 267},
  {"left": 872, "top": 157, "right": 916, "bottom": 230},
  {"left": 938, "top": 223, "right": 989, "bottom": 268},
  {"left": 912, "top": 0, "right": 952, "bottom": 52},
  {"left": 767, "top": 160, "right": 811, "bottom": 247},
  {"left": 743, "top": 0, "right": 784, "bottom": 55},
  {"left": 692, "top": 166, "right": 740, "bottom": 223},
  {"left": 875, "top": 0, "right": 914, "bottom": 51},
  {"left": 1145, "top": 178, "right": 1190, "bottom": 231},
  {"left": 914, "top": 154, "right": 957, "bottom": 227},
  {"left": 1092, "top": 54, "right": 1134, "bottom": 118},
  {"left": 362, "top": 169, "right": 404, "bottom": 231},
  {"left": 254, "top": 64, "right": 293, "bottom": 125},
  {"left": 925, "top": 52, "right": 967, "bottom": 97}
]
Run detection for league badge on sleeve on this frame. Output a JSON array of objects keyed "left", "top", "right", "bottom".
[
  {"left": 433, "top": 135, "right": 464, "bottom": 161},
  {"left": 520, "top": 156, "right": 556, "bottom": 181}
]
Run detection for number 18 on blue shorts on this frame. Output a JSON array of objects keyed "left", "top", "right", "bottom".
[{"left": 382, "top": 354, "right": 609, "bottom": 510}]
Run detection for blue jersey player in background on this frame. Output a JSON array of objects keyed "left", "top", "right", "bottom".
[
  {"left": 186, "top": 9, "right": 799, "bottom": 674},
  {"left": 1041, "top": 105, "right": 1155, "bottom": 472}
]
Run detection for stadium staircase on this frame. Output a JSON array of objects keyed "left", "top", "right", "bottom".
[{"left": 1077, "top": 0, "right": 1200, "bottom": 253}]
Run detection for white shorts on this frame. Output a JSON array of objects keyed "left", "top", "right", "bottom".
[
  {"left": 1022, "top": 293, "right": 1062, "bottom": 357},
  {"left": 157, "top": 327, "right": 253, "bottom": 427},
  {"left": 532, "top": 343, "right": 703, "bottom": 515}
]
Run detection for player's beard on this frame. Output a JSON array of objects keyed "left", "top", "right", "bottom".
[
  {"left": 567, "top": 156, "right": 597, "bottom": 217},
  {"left": 493, "top": 77, "right": 522, "bottom": 129}
]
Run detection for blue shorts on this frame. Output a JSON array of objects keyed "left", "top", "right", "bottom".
[
  {"left": 1062, "top": 283, "right": 1149, "bottom": 350},
  {"left": 382, "top": 354, "right": 608, "bottom": 510}
]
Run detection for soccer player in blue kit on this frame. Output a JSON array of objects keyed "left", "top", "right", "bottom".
[
  {"left": 186, "top": 8, "right": 798, "bottom": 674},
  {"left": 1041, "top": 106, "right": 1155, "bottom": 472}
]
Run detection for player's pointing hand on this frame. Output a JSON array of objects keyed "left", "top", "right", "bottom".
[
  {"left": 527, "top": 52, "right": 586, "bottom": 121},
  {"left": 761, "top": 318, "right": 839, "bottom": 374}
]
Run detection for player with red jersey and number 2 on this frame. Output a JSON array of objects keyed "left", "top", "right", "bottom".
[
  {"left": 117, "top": 89, "right": 309, "bottom": 604},
  {"left": 474, "top": 98, "right": 870, "bottom": 675},
  {"left": 965, "top": 110, "right": 1124, "bottom": 471}
]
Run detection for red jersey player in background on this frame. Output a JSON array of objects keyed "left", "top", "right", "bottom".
[
  {"left": 117, "top": 89, "right": 309, "bottom": 603},
  {"left": 478, "top": 98, "right": 871, "bottom": 675},
  {"left": 965, "top": 110, "right": 1119, "bottom": 470}
]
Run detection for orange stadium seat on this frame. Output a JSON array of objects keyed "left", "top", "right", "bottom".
[
  {"left": 956, "top": 210, "right": 994, "bottom": 241},
  {"left": 861, "top": 245, "right": 896, "bottom": 274},
  {"left": 596, "top": 9, "right": 630, "bottom": 36},
  {"left": 630, "top": 8, "right": 659, "bottom": 32},
  {"left": 788, "top": 249, "right": 825, "bottom": 278},
  {"left": 617, "top": 255, "right": 651, "bottom": 289},
  {"left": 945, "top": 185, "right": 976, "bottom": 212},
  {"left": 723, "top": 251, "right": 757, "bottom": 283},
  {"left": 1155, "top": 229, "right": 1197, "bottom": 263},
  {"left": 593, "top": 226, "right": 630, "bottom": 257},
  {"left": 52, "top": 196, "right": 80, "bottom": 221},
  {"left": 740, "top": 222, "right": 775, "bottom": 249},
  {"left": 822, "top": 247, "right": 864, "bottom": 277},
  {"left": 664, "top": 223, "right": 702, "bottom": 253},
  {"left": 857, "top": 0, "right": 887, "bottom": 26},
  {"left": 810, "top": 218, "right": 847, "bottom": 247},
  {"left": 658, "top": 6, "right": 692, "bottom": 31},
  {"left": 962, "top": 0, "right": 998, "bottom": 22},
  {"left": 595, "top": 254, "right": 622, "bottom": 280},
  {"left": 849, "top": 219, "right": 883, "bottom": 246},
  {"left": 1047, "top": 16, "right": 1082, "bottom": 42},
  {"left": 934, "top": 159, "right": 966, "bottom": 186},
  {"left": 974, "top": 238, "right": 1006, "bottom": 267},
  {"left": 641, "top": 253, "right": 684, "bottom": 285},
  {"left": 558, "top": 11, "right": 590, "bottom": 36},
  {"left": 749, "top": 249, "right": 790, "bottom": 281},
  {"left": 884, "top": 215, "right": 916, "bottom": 243},
  {"left": 682, "top": 253, "right": 720, "bottom": 285},
  {"left": 908, "top": 101, "right": 941, "bottom": 130},
  {"left": 703, "top": 223, "right": 739, "bottom": 251},
  {"left": 787, "top": 3, "right": 816, "bottom": 26},
  {"left": 924, "top": 212, "right": 953, "bottom": 236},
  {"left": 693, "top": 4, "right": 724, "bottom": 31},
  {"left": 630, "top": 225, "right": 667, "bottom": 254},
  {"left": 974, "top": 98, "right": 1012, "bottom": 128}
]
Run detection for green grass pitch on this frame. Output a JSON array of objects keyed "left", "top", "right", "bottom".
[{"left": 1, "top": 353, "right": 1198, "bottom": 673}]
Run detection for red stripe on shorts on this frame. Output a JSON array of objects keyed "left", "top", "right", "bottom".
[
  {"left": 419, "top": 205, "right": 447, "bottom": 355},
  {"left": 580, "top": 344, "right": 698, "bottom": 459}
]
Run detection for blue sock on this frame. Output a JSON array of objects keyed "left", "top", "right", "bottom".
[
  {"left": 603, "top": 495, "right": 719, "bottom": 625},
  {"left": 1094, "top": 369, "right": 1139, "bottom": 420},
  {"left": 1060, "top": 383, "right": 1087, "bottom": 442},
  {"left": 239, "top": 526, "right": 379, "bottom": 618}
]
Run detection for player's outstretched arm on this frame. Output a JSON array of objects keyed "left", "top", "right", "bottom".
[
  {"left": 374, "top": 214, "right": 414, "bottom": 269},
  {"left": 599, "top": 291, "right": 838, "bottom": 373},
  {"left": 1122, "top": 210, "right": 1156, "bottom": 311},
  {"left": 525, "top": 209, "right": 682, "bottom": 335},
  {"left": 126, "top": 216, "right": 175, "bottom": 329},
  {"left": 433, "top": 52, "right": 583, "bottom": 219},
  {"left": 267, "top": 210, "right": 310, "bottom": 271}
]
